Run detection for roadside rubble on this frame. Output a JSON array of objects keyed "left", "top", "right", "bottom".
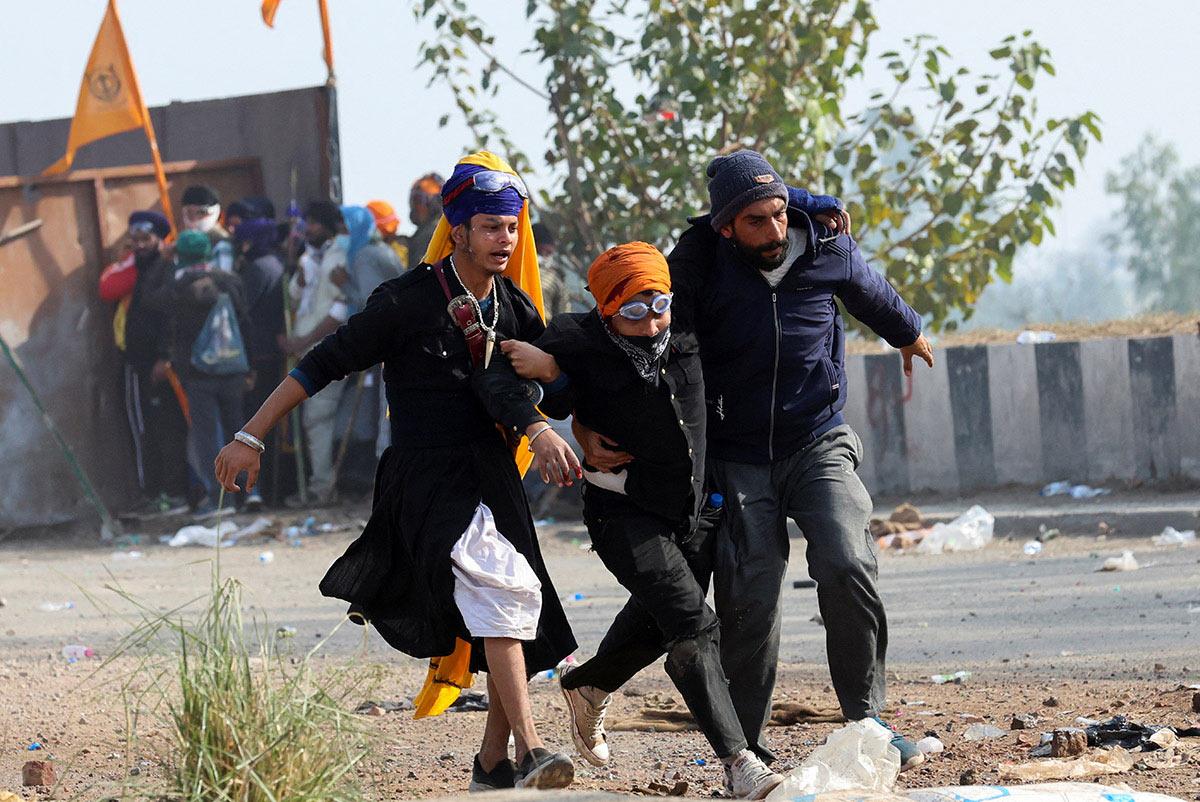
[
  {"left": 871, "top": 505, "right": 995, "bottom": 554},
  {"left": 762, "top": 719, "right": 1191, "bottom": 801},
  {"left": 162, "top": 514, "right": 360, "bottom": 548}
]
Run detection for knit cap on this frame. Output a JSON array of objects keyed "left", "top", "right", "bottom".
[{"left": 706, "top": 150, "right": 788, "bottom": 232}]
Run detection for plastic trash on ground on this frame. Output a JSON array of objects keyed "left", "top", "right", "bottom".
[
  {"left": 915, "top": 736, "right": 943, "bottom": 754},
  {"left": 766, "top": 719, "right": 900, "bottom": 799},
  {"left": 61, "top": 644, "right": 95, "bottom": 661},
  {"left": 1099, "top": 550, "right": 1138, "bottom": 572},
  {"left": 1023, "top": 540, "right": 1043, "bottom": 556},
  {"left": 1152, "top": 526, "right": 1196, "bottom": 547},
  {"left": 1040, "top": 481, "right": 1111, "bottom": 499},
  {"left": 999, "top": 748, "right": 1135, "bottom": 781},
  {"left": 1017, "top": 330, "right": 1057, "bottom": 344},
  {"left": 916, "top": 506, "right": 993, "bottom": 555},
  {"left": 930, "top": 670, "right": 971, "bottom": 684},
  {"left": 906, "top": 782, "right": 1185, "bottom": 802},
  {"left": 962, "top": 723, "right": 1005, "bottom": 741},
  {"left": 167, "top": 520, "right": 238, "bottom": 548},
  {"left": 37, "top": 601, "right": 74, "bottom": 612}
]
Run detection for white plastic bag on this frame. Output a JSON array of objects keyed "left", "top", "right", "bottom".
[
  {"left": 1151, "top": 526, "right": 1196, "bottom": 547},
  {"left": 907, "top": 781, "right": 1184, "bottom": 802},
  {"left": 916, "top": 506, "right": 994, "bottom": 554},
  {"left": 766, "top": 719, "right": 900, "bottom": 799}
]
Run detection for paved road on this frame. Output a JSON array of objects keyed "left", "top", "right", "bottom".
[{"left": 4, "top": 517, "right": 1196, "bottom": 682}]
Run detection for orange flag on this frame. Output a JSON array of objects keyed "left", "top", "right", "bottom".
[
  {"left": 43, "top": 0, "right": 152, "bottom": 176},
  {"left": 260, "top": 0, "right": 335, "bottom": 78},
  {"left": 261, "top": 0, "right": 282, "bottom": 27}
]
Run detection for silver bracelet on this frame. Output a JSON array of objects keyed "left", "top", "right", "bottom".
[
  {"left": 234, "top": 431, "right": 266, "bottom": 453},
  {"left": 526, "top": 424, "right": 553, "bottom": 452}
]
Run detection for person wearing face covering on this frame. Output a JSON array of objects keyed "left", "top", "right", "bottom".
[
  {"left": 473, "top": 243, "right": 785, "bottom": 799},
  {"left": 180, "top": 185, "right": 234, "bottom": 272}
]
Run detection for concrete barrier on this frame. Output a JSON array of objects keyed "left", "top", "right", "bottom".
[{"left": 844, "top": 335, "right": 1200, "bottom": 495}]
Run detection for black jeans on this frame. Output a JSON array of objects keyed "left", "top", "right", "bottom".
[
  {"left": 561, "top": 488, "right": 746, "bottom": 758},
  {"left": 182, "top": 374, "right": 246, "bottom": 504},
  {"left": 708, "top": 424, "right": 886, "bottom": 762},
  {"left": 126, "top": 365, "right": 188, "bottom": 499}
]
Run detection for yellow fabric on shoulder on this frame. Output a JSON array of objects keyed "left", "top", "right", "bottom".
[{"left": 413, "top": 152, "right": 545, "bottom": 718}]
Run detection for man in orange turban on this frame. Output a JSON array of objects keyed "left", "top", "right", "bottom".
[
  {"left": 475, "top": 242, "right": 787, "bottom": 799},
  {"left": 365, "top": 199, "right": 410, "bottom": 268}
]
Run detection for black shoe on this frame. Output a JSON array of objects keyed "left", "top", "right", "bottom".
[
  {"left": 515, "top": 747, "right": 574, "bottom": 790},
  {"left": 346, "top": 604, "right": 368, "bottom": 625},
  {"left": 469, "top": 753, "right": 516, "bottom": 793}
]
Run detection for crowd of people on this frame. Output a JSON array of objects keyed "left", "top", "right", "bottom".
[
  {"left": 202, "top": 148, "right": 934, "bottom": 796},
  {"left": 101, "top": 176, "right": 589, "bottom": 519}
]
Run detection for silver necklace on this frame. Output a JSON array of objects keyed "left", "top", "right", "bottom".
[{"left": 448, "top": 254, "right": 500, "bottom": 366}]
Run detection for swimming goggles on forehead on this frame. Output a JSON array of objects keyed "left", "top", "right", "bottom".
[
  {"left": 617, "top": 292, "right": 673, "bottom": 321},
  {"left": 442, "top": 170, "right": 529, "bottom": 205}
]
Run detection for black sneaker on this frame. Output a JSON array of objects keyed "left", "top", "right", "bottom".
[
  {"left": 515, "top": 747, "right": 574, "bottom": 789},
  {"left": 469, "top": 753, "right": 516, "bottom": 793}
]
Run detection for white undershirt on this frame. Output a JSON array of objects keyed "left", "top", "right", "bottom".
[{"left": 760, "top": 227, "right": 807, "bottom": 288}]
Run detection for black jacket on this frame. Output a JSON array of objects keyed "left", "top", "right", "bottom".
[
  {"left": 476, "top": 310, "right": 705, "bottom": 527},
  {"left": 294, "top": 261, "right": 547, "bottom": 448},
  {"left": 124, "top": 250, "right": 173, "bottom": 373},
  {"left": 168, "top": 265, "right": 252, "bottom": 380},
  {"left": 669, "top": 208, "right": 922, "bottom": 464}
]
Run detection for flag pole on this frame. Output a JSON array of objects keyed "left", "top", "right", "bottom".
[
  {"left": 318, "top": 0, "right": 335, "bottom": 81},
  {"left": 106, "top": 0, "right": 175, "bottom": 235}
]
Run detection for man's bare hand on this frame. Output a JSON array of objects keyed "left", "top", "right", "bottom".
[
  {"left": 214, "top": 440, "right": 261, "bottom": 493},
  {"left": 527, "top": 424, "right": 582, "bottom": 487},
  {"left": 900, "top": 333, "right": 934, "bottom": 377},
  {"left": 814, "top": 208, "right": 852, "bottom": 236},
  {"left": 330, "top": 265, "right": 350, "bottom": 288},
  {"left": 500, "top": 339, "right": 561, "bottom": 382},
  {"left": 572, "top": 418, "right": 632, "bottom": 473}
]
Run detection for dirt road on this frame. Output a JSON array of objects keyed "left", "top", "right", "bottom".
[{"left": 1, "top": 507, "right": 1198, "bottom": 797}]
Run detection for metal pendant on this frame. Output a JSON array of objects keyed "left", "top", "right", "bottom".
[{"left": 484, "top": 331, "right": 496, "bottom": 368}]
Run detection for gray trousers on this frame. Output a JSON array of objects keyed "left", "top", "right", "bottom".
[{"left": 709, "top": 424, "right": 886, "bottom": 762}]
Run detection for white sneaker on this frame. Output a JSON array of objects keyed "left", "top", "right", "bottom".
[
  {"left": 558, "top": 663, "right": 611, "bottom": 766},
  {"left": 725, "top": 750, "right": 784, "bottom": 800}
]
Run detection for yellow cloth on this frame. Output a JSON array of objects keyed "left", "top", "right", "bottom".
[
  {"left": 43, "top": 1, "right": 151, "bottom": 176},
  {"left": 414, "top": 152, "right": 544, "bottom": 718},
  {"left": 412, "top": 638, "right": 475, "bottom": 719},
  {"left": 112, "top": 295, "right": 130, "bottom": 351}
]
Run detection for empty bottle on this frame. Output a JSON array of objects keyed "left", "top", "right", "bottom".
[{"left": 62, "top": 644, "right": 94, "bottom": 660}]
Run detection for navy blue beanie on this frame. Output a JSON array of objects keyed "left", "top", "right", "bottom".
[
  {"left": 127, "top": 210, "right": 170, "bottom": 238},
  {"left": 706, "top": 150, "right": 788, "bottom": 232}
]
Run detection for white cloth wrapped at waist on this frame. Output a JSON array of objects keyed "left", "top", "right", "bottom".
[
  {"left": 450, "top": 503, "right": 542, "bottom": 640},
  {"left": 583, "top": 469, "right": 627, "bottom": 495}
]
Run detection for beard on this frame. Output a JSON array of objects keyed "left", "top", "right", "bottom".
[{"left": 733, "top": 234, "right": 789, "bottom": 270}]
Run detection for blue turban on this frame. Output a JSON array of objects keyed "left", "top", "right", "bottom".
[
  {"left": 127, "top": 210, "right": 170, "bottom": 238},
  {"left": 441, "top": 162, "right": 525, "bottom": 227},
  {"left": 233, "top": 217, "right": 281, "bottom": 259},
  {"left": 340, "top": 205, "right": 376, "bottom": 267}
]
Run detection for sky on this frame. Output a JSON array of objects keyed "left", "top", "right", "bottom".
[{"left": 5, "top": 0, "right": 1199, "bottom": 257}]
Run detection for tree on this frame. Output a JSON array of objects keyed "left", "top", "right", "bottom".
[
  {"left": 416, "top": 0, "right": 1101, "bottom": 330},
  {"left": 1105, "top": 135, "right": 1200, "bottom": 313}
]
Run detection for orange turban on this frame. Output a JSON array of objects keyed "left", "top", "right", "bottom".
[
  {"left": 587, "top": 241, "right": 671, "bottom": 318},
  {"left": 366, "top": 200, "right": 399, "bottom": 237}
]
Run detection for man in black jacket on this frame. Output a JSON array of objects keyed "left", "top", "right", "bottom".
[
  {"left": 479, "top": 242, "right": 785, "bottom": 799},
  {"left": 576, "top": 151, "right": 935, "bottom": 771}
]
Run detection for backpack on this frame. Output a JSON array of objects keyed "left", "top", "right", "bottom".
[{"left": 190, "top": 292, "right": 249, "bottom": 375}]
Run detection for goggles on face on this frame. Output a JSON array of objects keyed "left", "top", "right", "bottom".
[
  {"left": 128, "top": 221, "right": 158, "bottom": 235},
  {"left": 617, "top": 292, "right": 673, "bottom": 321},
  {"left": 442, "top": 170, "right": 529, "bottom": 205}
]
